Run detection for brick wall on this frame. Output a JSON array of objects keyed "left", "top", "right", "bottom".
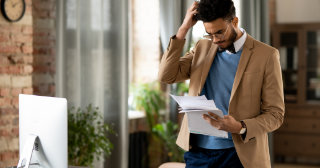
[
  {"left": 32, "top": 0, "right": 56, "bottom": 96},
  {"left": 0, "top": 0, "right": 56, "bottom": 167}
]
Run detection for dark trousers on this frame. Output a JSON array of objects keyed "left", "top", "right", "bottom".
[{"left": 184, "top": 147, "right": 244, "bottom": 168}]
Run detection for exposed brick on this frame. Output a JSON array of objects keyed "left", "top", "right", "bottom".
[
  {"left": 12, "top": 117, "right": 18, "bottom": 126},
  {"left": 7, "top": 56, "right": 20, "bottom": 64},
  {"left": 11, "top": 88, "right": 22, "bottom": 97},
  {"left": 35, "top": 19, "right": 55, "bottom": 29},
  {"left": 0, "top": 138, "right": 9, "bottom": 152},
  {"left": 35, "top": 10, "right": 49, "bottom": 18},
  {"left": 23, "top": 56, "right": 33, "bottom": 64},
  {"left": 25, "top": 0, "right": 32, "bottom": 6},
  {"left": 49, "top": 84, "right": 55, "bottom": 95},
  {"left": 33, "top": 30, "right": 49, "bottom": 37},
  {"left": 0, "top": 108, "right": 18, "bottom": 116},
  {"left": 11, "top": 76, "right": 32, "bottom": 88},
  {"left": 0, "top": 150, "right": 19, "bottom": 162},
  {"left": 0, "top": 129, "right": 10, "bottom": 136},
  {"left": 34, "top": 1, "right": 55, "bottom": 11},
  {"left": 0, "top": 0, "right": 56, "bottom": 166},
  {"left": 22, "top": 87, "right": 33, "bottom": 94},
  {"left": 0, "top": 57, "right": 9, "bottom": 65},
  {"left": 0, "top": 88, "right": 10, "bottom": 97},
  {"left": 33, "top": 48, "right": 50, "bottom": 55},
  {"left": 8, "top": 65, "right": 21, "bottom": 74},
  {"left": 7, "top": 137, "right": 19, "bottom": 151},
  {"left": 23, "top": 65, "right": 33, "bottom": 74},
  {"left": 0, "top": 75, "right": 11, "bottom": 87},
  {"left": 0, "top": 45, "right": 20, "bottom": 54},
  {"left": 0, "top": 25, "right": 18, "bottom": 34},
  {"left": 32, "top": 73, "right": 53, "bottom": 85},
  {"left": 22, "top": 26, "right": 33, "bottom": 35},
  {"left": 21, "top": 45, "right": 33, "bottom": 54},
  {"left": 0, "top": 65, "right": 33, "bottom": 75},
  {"left": 11, "top": 128, "right": 19, "bottom": 136},
  {"left": 33, "top": 39, "right": 55, "bottom": 47},
  {"left": 16, "top": 15, "right": 32, "bottom": 26},
  {"left": 34, "top": 55, "right": 54, "bottom": 64},
  {"left": 7, "top": 55, "right": 33, "bottom": 64},
  {"left": 33, "top": 84, "right": 50, "bottom": 95},
  {"left": 25, "top": 6, "right": 33, "bottom": 15},
  {"left": 0, "top": 98, "right": 12, "bottom": 107},
  {"left": 7, "top": 26, "right": 21, "bottom": 34},
  {"left": 0, "top": 118, "right": 10, "bottom": 126},
  {"left": 11, "top": 97, "right": 19, "bottom": 109},
  {"left": 33, "top": 65, "right": 52, "bottom": 73},
  {"left": 0, "top": 34, "right": 9, "bottom": 42},
  {"left": 0, "top": 151, "right": 19, "bottom": 166},
  {"left": 11, "top": 34, "right": 33, "bottom": 43},
  {"left": 0, "top": 66, "right": 9, "bottom": 74}
]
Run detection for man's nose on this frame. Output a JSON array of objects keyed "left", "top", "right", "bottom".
[{"left": 212, "top": 37, "right": 220, "bottom": 43}]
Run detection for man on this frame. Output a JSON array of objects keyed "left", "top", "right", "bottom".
[{"left": 158, "top": 0, "right": 285, "bottom": 168}]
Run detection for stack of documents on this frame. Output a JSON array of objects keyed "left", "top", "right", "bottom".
[{"left": 170, "top": 94, "right": 228, "bottom": 138}]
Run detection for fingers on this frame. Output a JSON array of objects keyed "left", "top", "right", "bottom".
[
  {"left": 207, "top": 112, "right": 221, "bottom": 120},
  {"left": 203, "top": 114, "right": 220, "bottom": 128},
  {"left": 190, "top": 10, "right": 198, "bottom": 16},
  {"left": 189, "top": 1, "right": 199, "bottom": 12}
]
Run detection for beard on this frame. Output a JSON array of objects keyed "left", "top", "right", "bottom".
[{"left": 215, "top": 27, "right": 238, "bottom": 51}]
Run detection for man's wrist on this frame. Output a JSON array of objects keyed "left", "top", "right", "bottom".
[
  {"left": 239, "top": 121, "right": 247, "bottom": 134},
  {"left": 176, "top": 27, "right": 189, "bottom": 40}
]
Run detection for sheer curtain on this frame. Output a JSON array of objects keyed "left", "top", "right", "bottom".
[
  {"left": 159, "top": 0, "right": 194, "bottom": 53},
  {"left": 159, "top": 0, "right": 194, "bottom": 122},
  {"left": 56, "top": 0, "right": 128, "bottom": 168},
  {"left": 240, "top": 0, "right": 270, "bottom": 44}
]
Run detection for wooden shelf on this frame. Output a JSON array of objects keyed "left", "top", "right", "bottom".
[{"left": 273, "top": 23, "right": 320, "bottom": 163}]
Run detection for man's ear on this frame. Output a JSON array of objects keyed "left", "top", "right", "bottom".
[{"left": 232, "top": 17, "right": 239, "bottom": 27}]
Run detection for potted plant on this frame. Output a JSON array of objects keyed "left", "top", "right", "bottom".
[
  {"left": 131, "top": 82, "right": 185, "bottom": 166},
  {"left": 68, "top": 104, "right": 115, "bottom": 168},
  {"left": 130, "top": 82, "right": 166, "bottom": 130},
  {"left": 152, "top": 121, "right": 184, "bottom": 162}
]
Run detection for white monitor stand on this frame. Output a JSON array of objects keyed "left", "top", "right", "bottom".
[
  {"left": 17, "top": 134, "right": 41, "bottom": 168},
  {"left": 17, "top": 94, "right": 68, "bottom": 168}
]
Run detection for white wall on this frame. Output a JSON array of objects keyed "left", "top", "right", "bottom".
[{"left": 276, "top": 0, "right": 320, "bottom": 23}]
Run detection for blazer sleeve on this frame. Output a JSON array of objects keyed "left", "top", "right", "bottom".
[
  {"left": 158, "top": 36, "right": 197, "bottom": 84},
  {"left": 242, "top": 49, "right": 285, "bottom": 143}
]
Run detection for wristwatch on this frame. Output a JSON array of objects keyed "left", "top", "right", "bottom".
[{"left": 239, "top": 121, "right": 247, "bottom": 134}]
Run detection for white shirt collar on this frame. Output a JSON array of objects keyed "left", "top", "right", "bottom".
[{"left": 226, "top": 28, "right": 247, "bottom": 54}]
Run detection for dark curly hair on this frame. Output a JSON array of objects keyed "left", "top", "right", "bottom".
[{"left": 196, "top": 0, "right": 236, "bottom": 22}]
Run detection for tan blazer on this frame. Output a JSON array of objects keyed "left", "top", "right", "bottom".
[{"left": 158, "top": 35, "right": 285, "bottom": 168}]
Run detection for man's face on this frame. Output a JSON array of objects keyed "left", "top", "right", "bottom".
[{"left": 203, "top": 18, "right": 237, "bottom": 49}]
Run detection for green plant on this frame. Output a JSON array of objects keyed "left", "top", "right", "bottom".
[
  {"left": 176, "top": 82, "right": 189, "bottom": 96},
  {"left": 68, "top": 104, "right": 115, "bottom": 167},
  {"left": 130, "top": 82, "right": 166, "bottom": 130},
  {"left": 152, "top": 121, "right": 184, "bottom": 162},
  {"left": 130, "top": 82, "right": 185, "bottom": 164}
]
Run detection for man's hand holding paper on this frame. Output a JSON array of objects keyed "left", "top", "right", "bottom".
[
  {"left": 203, "top": 112, "right": 242, "bottom": 134},
  {"left": 170, "top": 94, "right": 230, "bottom": 138}
]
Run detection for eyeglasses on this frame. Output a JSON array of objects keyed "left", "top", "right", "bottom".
[{"left": 203, "top": 24, "right": 230, "bottom": 41}]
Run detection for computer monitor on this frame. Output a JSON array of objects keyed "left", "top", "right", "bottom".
[{"left": 18, "top": 94, "right": 68, "bottom": 168}]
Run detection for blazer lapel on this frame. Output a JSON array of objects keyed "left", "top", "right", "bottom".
[
  {"left": 198, "top": 43, "right": 218, "bottom": 95},
  {"left": 229, "top": 35, "right": 254, "bottom": 103}
]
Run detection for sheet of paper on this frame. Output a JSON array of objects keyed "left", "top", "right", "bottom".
[
  {"left": 186, "top": 111, "right": 228, "bottom": 138},
  {"left": 181, "top": 99, "right": 217, "bottom": 111},
  {"left": 170, "top": 94, "right": 218, "bottom": 110},
  {"left": 170, "top": 94, "right": 228, "bottom": 138},
  {"left": 170, "top": 94, "right": 207, "bottom": 107}
]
